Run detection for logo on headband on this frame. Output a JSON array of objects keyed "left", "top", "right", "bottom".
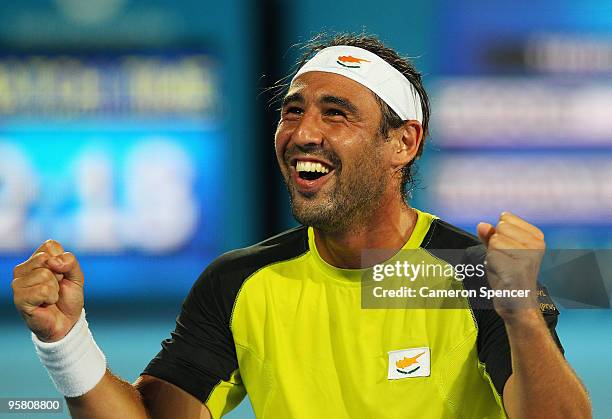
[{"left": 336, "top": 55, "right": 371, "bottom": 68}]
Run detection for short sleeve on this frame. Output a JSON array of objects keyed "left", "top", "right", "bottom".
[
  {"left": 463, "top": 245, "right": 565, "bottom": 396},
  {"left": 142, "top": 266, "right": 246, "bottom": 416},
  {"left": 471, "top": 293, "right": 563, "bottom": 395}
]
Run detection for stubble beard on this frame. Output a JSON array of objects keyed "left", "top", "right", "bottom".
[{"left": 285, "top": 151, "right": 388, "bottom": 233}]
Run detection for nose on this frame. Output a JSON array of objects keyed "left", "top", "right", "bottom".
[{"left": 292, "top": 109, "right": 324, "bottom": 148}]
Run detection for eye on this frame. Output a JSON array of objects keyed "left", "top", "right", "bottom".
[
  {"left": 284, "top": 106, "right": 303, "bottom": 115},
  {"left": 324, "top": 108, "right": 346, "bottom": 118}
]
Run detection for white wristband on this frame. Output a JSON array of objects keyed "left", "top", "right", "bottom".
[{"left": 32, "top": 309, "right": 107, "bottom": 398}]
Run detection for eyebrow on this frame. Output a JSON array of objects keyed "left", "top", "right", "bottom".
[
  {"left": 320, "top": 95, "right": 359, "bottom": 115},
  {"left": 281, "top": 92, "right": 360, "bottom": 116},
  {"left": 281, "top": 92, "right": 305, "bottom": 108}
]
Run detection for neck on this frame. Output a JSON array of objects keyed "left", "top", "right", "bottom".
[{"left": 313, "top": 196, "right": 417, "bottom": 269}]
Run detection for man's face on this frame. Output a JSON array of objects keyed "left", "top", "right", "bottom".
[{"left": 275, "top": 71, "right": 391, "bottom": 232}]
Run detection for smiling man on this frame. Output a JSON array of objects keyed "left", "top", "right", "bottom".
[{"left": 12, "top": 33, "right": 591, "bottom": 418}]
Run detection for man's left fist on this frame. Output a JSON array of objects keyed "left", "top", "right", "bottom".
[{"left": 477, "top": 212, "right": 545, "bottom": 322}]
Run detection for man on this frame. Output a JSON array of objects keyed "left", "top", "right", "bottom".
[{"left": 12, "top": 33, "right": 590, "bottom": 418}]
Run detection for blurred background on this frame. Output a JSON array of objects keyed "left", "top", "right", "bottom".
[{"left": 1, "top": 0, "right": 611, "bottom": 417}]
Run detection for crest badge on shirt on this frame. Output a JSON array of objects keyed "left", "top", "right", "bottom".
[{"left": 388, "top": 347, "right": 431, "bottom": 380}]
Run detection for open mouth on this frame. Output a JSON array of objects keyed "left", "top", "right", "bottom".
[
  {"left": 295, "top": 160, "right": 332, "bottom": 181},
  {"left": 289, "top": 158, "right": 336, "bottom": 193}
]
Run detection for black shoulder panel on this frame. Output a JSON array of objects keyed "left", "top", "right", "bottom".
[
  {"left": 421, "top": 218, "right": 482, "bottom": 267},
  {"left": 212, "top": 224, "right": 309, "bottom": 279},
  {"left": 142, "top": 225, "right": 309, "bottom": 403},
  {"left": 203, "top": 224, "right": 310, "bottom": 320},
  {"left": 421, "top": 218, "right": 480, "bottom": 250}
]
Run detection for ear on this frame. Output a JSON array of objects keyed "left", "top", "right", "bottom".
[{"left": 388, "top": 120, "right": 423, "bottom": 171}]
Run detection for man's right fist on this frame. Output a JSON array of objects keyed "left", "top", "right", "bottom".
[{"left": 12, "top": 240, "right": 85, "bottom": 343}]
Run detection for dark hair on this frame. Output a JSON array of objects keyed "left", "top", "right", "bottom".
[{"left": 281, "top": 32, "right": 430, "bottom": 200}]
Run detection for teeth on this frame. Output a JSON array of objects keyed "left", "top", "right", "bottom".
[{"left": 296, "top": 160, "right": 330, "bottom": 174}]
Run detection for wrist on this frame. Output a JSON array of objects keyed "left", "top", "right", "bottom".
[
  {"left": 32, "top": 309, "right": 107, "bottom": 397},
  {"left": 501, "top": 308, "right": 545, "bottom": 330},
  {"left": 35, "top": 317, "right": 79, "bottom": 343}
]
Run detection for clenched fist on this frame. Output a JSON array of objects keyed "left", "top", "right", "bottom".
[
  {"left": 12, "top": 240, "right": 84, "bottom": 342},
  {"left": 477, "top": 212, "right": 545, "bottom": 323}
]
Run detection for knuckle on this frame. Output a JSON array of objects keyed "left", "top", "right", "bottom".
[
  {"left": 33, "top": 251, "right": 49, "bottom": 261},
  {"left": 496, "top": 221, "right": 508, "bottom": 232},
  {"left": 489, "top": 234, "right": 500, "bottom": 247},
  {"left": 48, "top": 278, "right": 60, "bottom": 293},
  {"left": 42, "top": 239, "right": 62, "bottom": 253},
  {"left": 41, "top": 240, "right": 54, "bottom": 251},
  {"left": 49, "top": 291, "right": 60, "bottom": 304},
  {"left": 14, "top": 253, "right": 49, "bottom": 277},
  {"left": 63, "top": 252, "right": 76, "bottom": 264},
  {"left": 10, "top": 278, "right": 20, "bottom": 292},
  {"left": 38, "top": 284, "right": 50, "bottom": 296},
  {"left": 39, "top": 268, "right": 55, "bottom": 282},
  {"left": 43, "top": 239, "right": 59, "bottom": 247}
]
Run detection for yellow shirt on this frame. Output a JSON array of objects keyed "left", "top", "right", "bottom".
[{"left": 144, "top": 209, "right": 562, "bottom": 418}]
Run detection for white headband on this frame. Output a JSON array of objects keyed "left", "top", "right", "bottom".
[{"left": 292, "top": 45, "right": 423, "bottom": 122}]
